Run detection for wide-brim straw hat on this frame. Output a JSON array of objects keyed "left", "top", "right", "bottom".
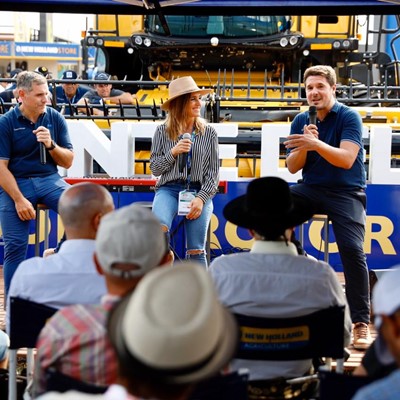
[
  {"left": 161, "top": 76, "right": 212, "bottom": 111},
  {"left": 108, "top": 262, "right": 238, "bottom": 384}
]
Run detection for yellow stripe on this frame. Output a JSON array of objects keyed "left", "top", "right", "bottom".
[{"left": 310, "top": 43, "right": 332, "bottom": 50}]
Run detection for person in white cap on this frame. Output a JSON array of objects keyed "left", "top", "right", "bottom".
[
  {"left": 33, "top": 204, "right": 173, "bottom": 397},
  {"left": 150, "top": 76, "right": 219, "bottom": 268},
  {"left": 37, "top": 262, "right": 238, "bottom": 400},
  {"left": 352, "top": 267, "right": 400, "bottom": 400}
]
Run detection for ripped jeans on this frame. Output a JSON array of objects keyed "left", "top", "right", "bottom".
[{"left": 152, "top": 182, "right": 213, "bottom": 267}]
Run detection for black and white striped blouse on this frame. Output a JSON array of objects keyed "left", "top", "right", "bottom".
[{"left": 150, "top": 123, "right": 220, "bottom": 203}]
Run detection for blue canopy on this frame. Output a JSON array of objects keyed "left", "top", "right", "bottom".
[{"left": 0, "top": 0, "right": 398, "bottom": 15}]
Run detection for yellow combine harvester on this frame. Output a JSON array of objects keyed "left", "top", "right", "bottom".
[{"left": 50, "top": 14, "right": 400, "bottom": 176}]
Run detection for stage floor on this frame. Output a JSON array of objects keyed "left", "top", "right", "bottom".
[{"left": 0, "top": 267, "right": 376, "bottom": 373}]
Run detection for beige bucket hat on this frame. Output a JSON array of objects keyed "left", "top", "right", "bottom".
[{"left": 161, "top": 76, "right": 212, "bottom": 111}]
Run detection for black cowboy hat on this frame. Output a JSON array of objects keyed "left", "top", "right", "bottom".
[{"left": 223, "top": 177, "right": 314, "bottom": 235}]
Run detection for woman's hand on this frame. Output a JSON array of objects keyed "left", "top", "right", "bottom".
[
  {"left": 186, "top": 197, "right": 204, "bottom": 220},
  {"left": 171, "top": 137, "right": 192, "bottom": 158}
]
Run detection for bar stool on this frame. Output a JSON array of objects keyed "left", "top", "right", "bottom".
[
  {"left": 134, "top": 200, "right": 212, "bottom": 265},
  {"left": 35, "top": 203, "right": 50, "bottom": 257},
  {"left": 299, "top": 214, "right": 330, "bottom": 263}
]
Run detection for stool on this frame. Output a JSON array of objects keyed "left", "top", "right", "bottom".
[
  {"left": 134, "top": 201, "right": 153, "bottom": 209},
  {"left": 135, "top": 201, "right": 212, "bottom": 265},
  {"left": 299, "top": 214, "right": 330, "bottom": 263},
  {"left": 35, "top": 203, "right": 50, "bottom": 257}
]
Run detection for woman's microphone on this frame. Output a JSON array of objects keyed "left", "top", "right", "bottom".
[{"left": 178, "top": 133, "right": 191, "bottom": 173}]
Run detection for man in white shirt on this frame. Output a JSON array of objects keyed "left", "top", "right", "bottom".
[
  {"left": 209, "top": 176, "right": 352, "bottom": 382},
  {"left": 6, "top": 182, "right": 115, "bottom": 331}
]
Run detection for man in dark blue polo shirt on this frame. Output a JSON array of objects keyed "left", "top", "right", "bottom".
[
  {"left": 76, "top": 72, "right": 134, "bottom": 116},
  {"left": 0, "top": 71, "right": 74, "bottom": 297},
  {"left": 285, "top": 65, "right": 371, "bottom": 351},
  {"left": 55, "top": 70, "right": 88, "bottom": 116}
]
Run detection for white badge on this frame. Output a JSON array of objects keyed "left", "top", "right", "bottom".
[{"left": 178, "top": 190, "right": 197, "bottom": 216}]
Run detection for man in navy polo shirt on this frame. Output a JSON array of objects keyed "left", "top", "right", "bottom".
[
  {"left": 76, "top": 72, "right": 134, "bottom": 116},
  {"left": 55, "top": 70, "right": 88, "bottom": 116},
  {"left": 0, "top": 71, "right": 74, "bottom": 297},
  {"left": 285, "top": 65, "right": 371, "bottom": 351}
]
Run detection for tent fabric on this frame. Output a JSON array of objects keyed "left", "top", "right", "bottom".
[{"left": 0, "top": 0, "right": 398, "bottom": 15}]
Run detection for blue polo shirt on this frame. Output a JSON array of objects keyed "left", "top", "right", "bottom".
[
  {"left": 0, "top": 106, "right": 73, "bottom": 178},
  {"left": 81, "top": 88, "right": 125, "bottom": 109},
  {"left": 55, "top": 85, "right": 88, "bottom": 115},
  {"left": 288, "top": 102, "right": 366, "bottom": 190}
]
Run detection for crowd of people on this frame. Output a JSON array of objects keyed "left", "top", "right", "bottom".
[
  {"left": 0, "top": 67, "right": 135, "bottom": 117},
  {"left": 0, "top": 66, "right": 398, "bottom": 400}
]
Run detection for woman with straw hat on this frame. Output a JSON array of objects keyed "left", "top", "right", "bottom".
[{"left": 150, "top": 76, "right": 219, "bottom": 267}]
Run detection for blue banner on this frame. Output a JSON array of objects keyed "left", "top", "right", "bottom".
[
  {"left": 14, "top": 42, "right": 80, "bottom": 58},
  {"left": 5, "top": 181, "right": 399, "bottom": 272}
]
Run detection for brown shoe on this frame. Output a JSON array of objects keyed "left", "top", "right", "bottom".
[{"left": 353, "top": 322, "right": 372, "bottom": 350}]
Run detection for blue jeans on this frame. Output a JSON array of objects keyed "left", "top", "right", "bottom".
[
  {"left": 152, "top": 182, "right": 213, "bottom": 267},
  {"left": 291, "top": 183, "right": 370, "bottom": 324},
  {"left": 0, "top": 173, "right": 69, "bottom": 296}
]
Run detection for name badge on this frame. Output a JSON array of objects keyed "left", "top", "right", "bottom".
[{"left": 178, "top": 190, "right": 197, "bottom": 216}]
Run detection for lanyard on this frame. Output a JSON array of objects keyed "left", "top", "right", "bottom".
[{"left": 184, "top": 130, "right": 196, "bottom": 189}]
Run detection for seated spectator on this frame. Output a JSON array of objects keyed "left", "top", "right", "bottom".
[
  {"left": 352, "top": 267, "right": 400, "bottom": 400},
  {"left": 0, "top": 73, "right": 8, "bottom": 93},
  {"left": 33, "top": 204, "right": 173, "bottom": 396},
  {"left": 37, "top": 262, "right": 238, "bottom": 400},
  {"left": 35, "top": 66, "right": 52, "bottom": 79},
  {"left": 76, "top": 72, "right": 135, "bottom": 116},
  {"left": 209, "top": 176, "right": 352, "bottom": 381},
  {"left": 55, "top": 70, "right": 88, "bottom": 116},
  {"left": 6, "top": 182, "right": 115, "bottom": 331},
  {"left": 0, "top": 330, "right": 9, "bottom": 369},
  {"left": 0, "top": 69, "right": 22, "bottom": 113}
]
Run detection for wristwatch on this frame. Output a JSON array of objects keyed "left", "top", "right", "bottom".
[{"left": 47, "top": 140, "right": 56, "bottom": 151}]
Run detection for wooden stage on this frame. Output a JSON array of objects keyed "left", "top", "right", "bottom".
[{"left": 0, "top": 267, "right": 375, "bottom": 373}]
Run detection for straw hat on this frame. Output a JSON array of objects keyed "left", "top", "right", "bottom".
[
  {"left": 161, "top": 76, "right": 212, "bottom": 111},
  {"left": 108, "top": 262, "right": 238, "bottom": 384}
]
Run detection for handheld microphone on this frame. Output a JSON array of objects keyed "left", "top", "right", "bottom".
[
  {"left": 309, "top": 106, "right": 317, "bottom": 125},
  {"left": 40, "top": 143, "right": 47, "bottom": 165},
  {"left": 178, "top": 133, "right": 192, "bottom": 173}
]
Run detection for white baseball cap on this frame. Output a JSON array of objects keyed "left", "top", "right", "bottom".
[{"left": 95, "top": 203, "right": 167, "bottom": 279}]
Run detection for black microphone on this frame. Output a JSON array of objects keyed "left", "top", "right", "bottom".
[
  {"left": 40, "top": 143, "right": 47, "bottom": 165},
  {"left": 178, "top": 133, "right": 191, "bottom": 173},
  {"left": 309, "top": 106, "right": 317, "bottom": 125}
]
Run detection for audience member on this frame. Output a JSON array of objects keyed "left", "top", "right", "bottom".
[
  {"left": 0, "top": 69, "right": 22, "bottom": 113},
  {"left": 76, "top": 72, "right": 134, "bottom": 116},
  {"left": 0, "top": 330, "right": 11, "bottom": 398},
  {"left": 55, "top": 70, "right": 88, "bottom": 115},
  {"left": 209, "top": 176, "right": 351, "bottom": 381},
  {"left": 6, "top": 182, "right": 114, "bottom": 331},
  {"left": 0, "top": 330, "right": 9, "bottom": 369},
  {"left": 353, "top": 338, "right": 397, "bottom": 380},
  {"left": 35, "top": 66, "right": 52, "bottom": 79},
  {"left": 37, "top": 262, "right": 238, "bottom": 400},
  {"left": 285, "top": 65, "right": 371, "bottom": 350},
  {"left": 0, "top": 73, "right": 8, "bottom": 93},
  {"left": 0, "top": 71, "right": 74, "bottom": 298},
  {"left": 352, "top": 267, "right": 400, "bottom": 399},
  {"left": 33, "top": 204, "right": 173, "bottom": 397}
]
